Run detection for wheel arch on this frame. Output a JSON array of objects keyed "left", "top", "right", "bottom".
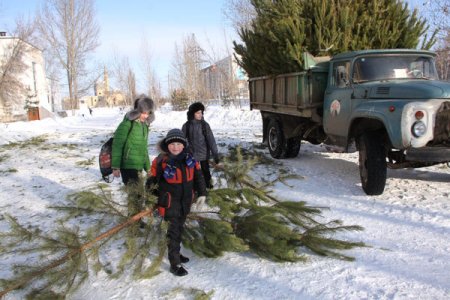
[
  {"left": 349, "top": 117, "right": 391, "bottom": 150},
  {"left": 261, "top": 112, "right": 304, "bottom": 143}
]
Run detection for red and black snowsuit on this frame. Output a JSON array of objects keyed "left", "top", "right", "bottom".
[{"left": 148, "top": 149, "right": 206, "bottom": 266}]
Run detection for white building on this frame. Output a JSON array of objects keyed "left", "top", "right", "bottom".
[
  {"left": 200, "top": 54, "right": 249, "bottom": 102},
  {"left": 0, "top": 31, "right": 55, "bottom": 121}
]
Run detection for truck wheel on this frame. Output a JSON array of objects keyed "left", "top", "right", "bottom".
[
  {"left": 267, "top": 119, "right": 287, "bottom": 158},
  {"left": 357, "top": 133, "right": 387, "bottom": 195},
  {"left": 286, "top": 137, "right": 301, "bottom": 158}
]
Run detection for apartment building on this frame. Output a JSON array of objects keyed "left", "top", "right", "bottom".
[
  {"left": 200, "top": 54, "right": 249, "bottom": 101},
  {"left": 0, "top": 31, "right": 56, "bottom": 122}
]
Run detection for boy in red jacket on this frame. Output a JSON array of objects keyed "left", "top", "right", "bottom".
[{"left": 147, "top": 129, "right": 207, "bottom": 276}]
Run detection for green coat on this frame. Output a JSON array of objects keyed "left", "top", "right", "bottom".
[{"left": 111, "top": 118, "right": 150, "bottom": 172}]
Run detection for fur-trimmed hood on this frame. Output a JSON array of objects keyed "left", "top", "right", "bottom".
[
  {"left": 126, "top": 96, "right": 155, "bottom": 124},
  {"left": 187, "top": 102, "right": 205, "bottom": 121}
]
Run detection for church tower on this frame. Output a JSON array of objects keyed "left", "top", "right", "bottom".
[
  {"left": 103, "top": 66, "right": 109, "bottom": 94},
  {"left": 95, "top": 66, "right": 110, "bottom": 97}
]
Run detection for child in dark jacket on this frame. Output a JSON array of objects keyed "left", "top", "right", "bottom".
[
  {"left": 147, "top": 129, "right": 207, "bottom": 276},
  {"left": 182, "top": 102, "right": 219, "bottom": 189}
]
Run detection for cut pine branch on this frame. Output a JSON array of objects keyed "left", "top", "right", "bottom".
[{"left": 0, "top": 209, "right": 153, "bottom": 298}]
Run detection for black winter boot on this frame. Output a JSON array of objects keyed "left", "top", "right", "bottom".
[
  {"left": 170, "top": 264, "right": 188, "bottom": 276},
  {"left": 180, "top": 254, "right": 190, "bottom": 263}
]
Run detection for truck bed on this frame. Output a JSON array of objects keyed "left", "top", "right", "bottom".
[{"left": 249, "top": 69, "right": 328, "bottom": 119}]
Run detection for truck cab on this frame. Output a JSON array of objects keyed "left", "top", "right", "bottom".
[
  {"left": 323, "top": 49, "right": 450, "bottom": 194},
  {"left": 249, "top": 49, "right": 450, "bottom": 195}
]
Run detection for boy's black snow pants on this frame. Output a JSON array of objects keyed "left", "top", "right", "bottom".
[{"left": 167, "top": 215, "right": 187, "bottom": 266}]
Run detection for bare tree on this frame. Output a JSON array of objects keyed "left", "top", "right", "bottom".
[
  {"left": 418, "top": 0, "right": 450, "bottom": 80},
  {"left": 170, "top": 42, "right": 185, "bottom": 97},
  {"left": 420, "top": 0, "right": 450, "bottom": 33},
  {"left": 222, "top": 0, "right": 255, "bottom": 33},
  {"left": 170, "top": 34, "right": 208, "bottom": 101},
  {"left": 111, "top": 52, "right": 136, "bottom": 106},
  {"left": 435, "top": 31, "right": 450, "bottom": 80},
  {"left": 127, "top": 68, "right": 136, "bottom": 103},
  {"left": 36, "top": 0, "right": 100, "bottom": 113},
  {"left": 140, "top": 34, "right": 161, "bottom": 106},
  {"left": 0, "top": 17, "right": 36, "bottom": 121},
  {"left": 198, "top": 31, "right": 248, "bottom": 104},
  {"left": 182, "top": 34, "right": 205, "bottom": 100}
]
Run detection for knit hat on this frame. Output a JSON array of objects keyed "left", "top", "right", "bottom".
[
  {"left": 164, "top": 129, "right": 187, "bottom": 147},
  {"left": 187, "top": 102, "right": 205, "bottom": 120},
  {"left": 127, "top": 96, "right": 155, "bottom": 123}
]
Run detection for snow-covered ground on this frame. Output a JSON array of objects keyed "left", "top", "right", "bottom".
[{"left": 0, "top": 105, "right": 449, "bottom": 300}]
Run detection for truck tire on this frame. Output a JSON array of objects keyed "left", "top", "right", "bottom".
[
  {"left": 267, "top": 119, "right": 287, "bottom": 158},
  {"left": 357, "top": 133, "right": 387, "bottom": 195},
  {"left": 286, "top": 137, "right": 301, "bottom": 158}
]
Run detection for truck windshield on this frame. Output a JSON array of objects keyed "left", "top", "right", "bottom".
[{"left": 352, "top": 55, "right": 438, "bottom": 83}]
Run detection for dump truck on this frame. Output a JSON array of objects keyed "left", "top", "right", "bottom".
[{"left": 249, "top": 49, "right": 450, "bottom": 195}]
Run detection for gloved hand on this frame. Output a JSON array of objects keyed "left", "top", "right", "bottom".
[
  {"left": 145, "top": 177, "right": 153, "bottom": 190},
  {"left": 191, "top": 196, "right": 207, "bottom": 212},
  {"left": 196, "top": 196, "right": 206, "bottom": 205},
  {"left": 113, "top": 169, "right": 121, "bottom": 178},
  {"left": 145, "top": 177, "right": 159, "bottom": 196},
  {"left": 213, "top": 158, "right": 223, "bottom": 170}
]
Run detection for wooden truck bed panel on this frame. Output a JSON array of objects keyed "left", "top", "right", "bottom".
[{"left": 249, "top": 71, "right": 327, "bottom": 118}]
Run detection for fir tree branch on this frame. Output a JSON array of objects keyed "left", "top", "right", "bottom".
[
  {"left": 0, "top": 209, "right": 153, "bottom": 298},
  {"left": 188, "top": 212, "right": 221, "bottom": 219},
  {"left": 49, "top": 205, "right": 124, "bottom": 218},
  {"left": 242, "top": 179, "right": 280, "bottom": 203}
]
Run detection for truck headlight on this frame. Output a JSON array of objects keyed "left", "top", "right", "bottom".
[{"left": 412, "top": 121, "right": 427, "bottom": 137}]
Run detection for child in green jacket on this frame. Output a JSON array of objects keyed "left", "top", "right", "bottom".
[{"left": 112, "top": 96, "right": 154, "bottom": 213}]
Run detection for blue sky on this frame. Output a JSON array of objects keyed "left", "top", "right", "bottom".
[{"left": 0, "top": 0, "right": 238, "bottom": 93}]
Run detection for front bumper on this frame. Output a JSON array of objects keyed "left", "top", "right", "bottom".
[{"left": 405, "top": 146, "right": 450, "bottom": 162}]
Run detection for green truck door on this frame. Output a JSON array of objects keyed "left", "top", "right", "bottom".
[{"left": 323, "top": 61, "right": 353, "bottom": 146}]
